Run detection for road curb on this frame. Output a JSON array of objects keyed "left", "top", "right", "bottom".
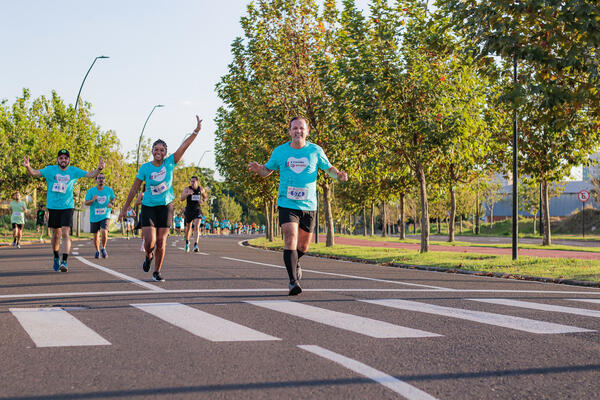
[{"left": 242, "top": 241, "right": 600, "bottom": 289}]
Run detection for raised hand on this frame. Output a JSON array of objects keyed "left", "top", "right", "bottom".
[{"left": 194, "top": 115, "right": 202, "bottom": 133}]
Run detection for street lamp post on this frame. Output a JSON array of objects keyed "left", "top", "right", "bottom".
[
  {"left": 196, "top": 150, "right": 211, "bottom": 169},
  {"left": 135, "top": 104, "right": 165, "bottom": 171},
  {"left": 74, "top": 56, "right": 109, "bottom": 117}
]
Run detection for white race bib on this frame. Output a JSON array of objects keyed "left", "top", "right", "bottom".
[
  {"left": 52, "top": 182, "right": 67, "bottom": 193},
  {"left": 287, "top": 186, "right": 308, "bottom": 201},
  {"left": 96, "top": 196, "right": 107, "bottom": 204},
  {"left": 55, "top": 174, "right": 70, "bottom": 183},
  {"left": 191, "top": 195, "right": 202, "bottom": 201},
  {"left": 12, "top": 212, "right": 22, "bottom": 217},
  {"left": 150, "top": 182, "right": 168, "bottom": 195},
  {"left": 95, "top": 208, "right": 107, "bottom": 215}
]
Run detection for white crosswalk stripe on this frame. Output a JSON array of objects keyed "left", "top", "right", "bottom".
[
  {"left": 10, "top": 307, "right": 111, "bottom": 347},
  {"left": 569, "top": 299, "right": 600, "bottom": 305},
  {"left": 132, "top": 302, "right": 280, "bottom": 342},
  {"left": 361, "top": 299, "right": 593, "bottom": 334},
  {"left": 469, "top": 298, "right": 600, "bottom": 318},
  {"left": 246, "top": 300, "right": 441, "bottom": 338}
]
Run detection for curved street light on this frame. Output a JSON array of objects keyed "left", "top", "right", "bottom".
[
  {"left": 135, "top": 104, "right": 165, "bottom": 171},
  {"left": 74, "top": 55, "right": 109, "bottom": 117},
  {"left": 196, "top": 150, "right": 211, "bottom": 169}
]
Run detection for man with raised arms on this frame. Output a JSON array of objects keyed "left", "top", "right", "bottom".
[
  {"left": 180, "top": 176, "right": 207, "bottom": 252},
  {"left": 248, "top": 116, "right": 348, "bottom": 295},
  {"left": 24, "top": 149, "right": 105, "bottom": 272}
]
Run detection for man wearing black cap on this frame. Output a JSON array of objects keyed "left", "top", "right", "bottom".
[{"left": 23, "top": 150, "right": 105, "bottom": 272}]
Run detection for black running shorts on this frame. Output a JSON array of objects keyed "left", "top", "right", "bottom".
[
  {"left": 184, "top": 207, "right": 203, "bottom": 224},
  {"left": 90, "top": 219, "right": 109, "bottom": 233},
  {"left": 48, "top": 208, "right": 74, "bottom": 229},
  {"left": 141, "top": 204, "right": 174, "bottom": 228},
  {"left": 278, "top": 207, "right": 316, "bottom": 233}
]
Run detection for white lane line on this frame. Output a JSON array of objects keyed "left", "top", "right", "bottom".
[
  {"left": 568, "top": 299, "right": 600, "bottom": 304},
  {"left": 76, "top": 256, "right": 166, "bottom": 292},
  {"left": 222, "top": 257, "right": 452, "bottom": 291},
  {"left": 247, "top": 300, "right": 440, "bottom": 338},
  {"left": 299, "top": 345, "right": 438, "bottom": 400},
  {"left": 10, "top": 307, "right": 111, "bottom": 347},
  {"left": 72, "top": 252, "right": 79, "bottom": 255},
  {"left": 2, "top": 289, "right": 600, "bottom": 301},
  {"left": 469, "top": 298, "right": 600, "bottom": 318},
  {"left": 132, "top": 302, "right": 279, "bottom": 342},
  {"left": 362, "top": 299, "right": 593, "bottom": 334}
]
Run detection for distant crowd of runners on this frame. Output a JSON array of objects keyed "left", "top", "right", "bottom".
[{"left": 7, "top": 115, "right": 347, "bottom": 294}]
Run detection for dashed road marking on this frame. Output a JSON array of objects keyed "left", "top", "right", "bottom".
[{"left": 469, "top": 298, "right": 600, "bottom": 318}]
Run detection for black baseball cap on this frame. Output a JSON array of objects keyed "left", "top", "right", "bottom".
[{"left": 57, "top": 149, "right": 70, "bottom": 158}]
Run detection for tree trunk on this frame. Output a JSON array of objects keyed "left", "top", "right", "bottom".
[
  {"left": 381, "top": 202, "right": 387, "bottom": 237},
  {"left": 490, "top": 204, "right": 495, "bottom": 229},
  {"left": 533, "top": 212, "right": 537, "bottom": 236},
  {"left": 399, "top": 194, "right": 406, "bottom": 240},
  {"left": 322, "top": 183, "right": 335, "bottom": 247},
  {"left": 370, "top": 202, "right": 375, "bottom": 236},
  {"left": 416, "top": 162, "right": 429, "bottom": 253},
  {"left": 437, "top": 217, "right": 441, "bottom": 234},
  {"left": 448, "top": 185, "right": 456, "bottom": 242},
  {"left": 362, "top": 206, "right": 367, "bottom": 236},
  {"left": 459, "top": 215, "right": 463, "bottom": 234},
  {"left": 542, "top": 179, "right": 551, "bottom": 245}
]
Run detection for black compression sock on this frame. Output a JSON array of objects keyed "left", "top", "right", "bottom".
[
  {"left": 283, "top": 249, "right": 298, "bottom": 284},
  {"left": 62, "top": 254, "right": 68, "bottom": 261},
  {"left": 53, "top": 251, "right": 59, "bottom": 258},
  {"left": 297, "top": 250, "right": 305, "bottom": 260}
]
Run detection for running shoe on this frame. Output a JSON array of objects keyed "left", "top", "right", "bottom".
[
  {"left": 101, "top": 248, "right": 107, "bottom": 258},
  {"left": 53, "top": 257, "right": 60, "bottom": 272},
  {"left": 152, "top": 271, "right": 165, "bottom": 282},
  {"left": 95, "top": 251, "right": 100, "bottom": 259},
  {"left": 12, "top": 241, "right": 16, "bottom": 247},
  {"left": 288, "top": 282, "right": 302, "bottom": 296},
  {"left": 296, "top": 263, "right": 302, "bottom": 281},
  {"left": 185, "top": 243, "right": 190, "bottom": 253},
  {"left": 16, "top": 243, "right": 21, "bottom": 249},
  {"left": 142, "top": 255, "right": 153, "bottom": 272},
  {"left": 59, "top": 260, "right": 68, "bottom": 272},
  {"left": 193, "top": 244, "right": 199, "bottom": 253}
]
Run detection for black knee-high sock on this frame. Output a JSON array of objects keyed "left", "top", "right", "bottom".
[
  {"left": 53, "top": 250, "right": 59, "bottom": 258},
  {"left": 62, "top": 253, "right": 68, "bottom": 261},
  {"left": 283, "top": 249, "right": 298, "bottom": 284},
  {"left": 297, "top": 250, "right": 305, "bottom": 261}
]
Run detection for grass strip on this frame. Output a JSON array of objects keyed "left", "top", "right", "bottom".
[{"left": 249, "top": 238, "right": 600, "bottom": 285}]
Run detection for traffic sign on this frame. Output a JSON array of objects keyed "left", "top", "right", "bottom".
[{"left": 577, "top": 190, "right": 591, "bottom": 203}]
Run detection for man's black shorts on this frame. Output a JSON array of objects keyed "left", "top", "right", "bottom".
[
  {"left": 90, "top": 219, "right": 109, "bottom": 233},
  {"left": 141, "top": 204, "right": 174, "bottom": 228},
  {"left": 12, "top": 223, "right": 23, "bottom": 229},
  {"left": 184, "top": 207, "right": 203, "bottom": 224},
  {"left": 48, "top": 209, "right": 74, "bottom": 229},
  {"left": 278, "top": 207, "right": 316, "bottom": 233}
]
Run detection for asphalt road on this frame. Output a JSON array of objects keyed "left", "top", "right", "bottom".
[{"left": 1, "top": 235, "right": 600, "bottom": 400}]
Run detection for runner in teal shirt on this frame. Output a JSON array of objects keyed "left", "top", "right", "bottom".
[
  {"left": 10, "top": 192, "right": 27, "bottom": 248},
  {"left": 84, "top": 174, "right": 116, "bottom": 259},
  {"left": 119, "top": 115, "right": 203, "bottom": 283},
  {"left": 23, "top": 149, "right": 105, "bottom": 272},
  {"left": 248, "top": 117, "right": 347, "bottom": 296}
]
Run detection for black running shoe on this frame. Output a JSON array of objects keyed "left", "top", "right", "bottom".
[
  {"left": 288, "top": 282, "right": 302, "bottom": 296},
  {"left": 152, "top": 271, "right": 165, "bottom": 282},
  {"left": 142, "top": 256, "right": 153, "bottom": 272}
]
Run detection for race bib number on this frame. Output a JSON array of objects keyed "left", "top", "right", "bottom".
[
  {"left": 12, "top": 212, "right": 22, "bottom": 217},
  {"left": 150, "top": 182, "right": 168, "bottom": 195},
  {"left": 191, "top": 195, "right": 202, "bottom": 201},
  {"left": 287, "top": 186, "right": 308, "bottom": 201},
  {"left": 52, "top": 182, "right": 67, "bottom": 193},
  {"left": 95, "top": 208, "right": 107, "bottom": 215}
]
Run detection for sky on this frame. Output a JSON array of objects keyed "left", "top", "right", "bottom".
[{"left": 1, "top": 0, "right": 372, "bottom": 179}]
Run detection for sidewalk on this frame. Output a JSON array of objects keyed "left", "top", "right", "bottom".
[{"left": 323, "top": 235, "right": 600, "bottom": 261}]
